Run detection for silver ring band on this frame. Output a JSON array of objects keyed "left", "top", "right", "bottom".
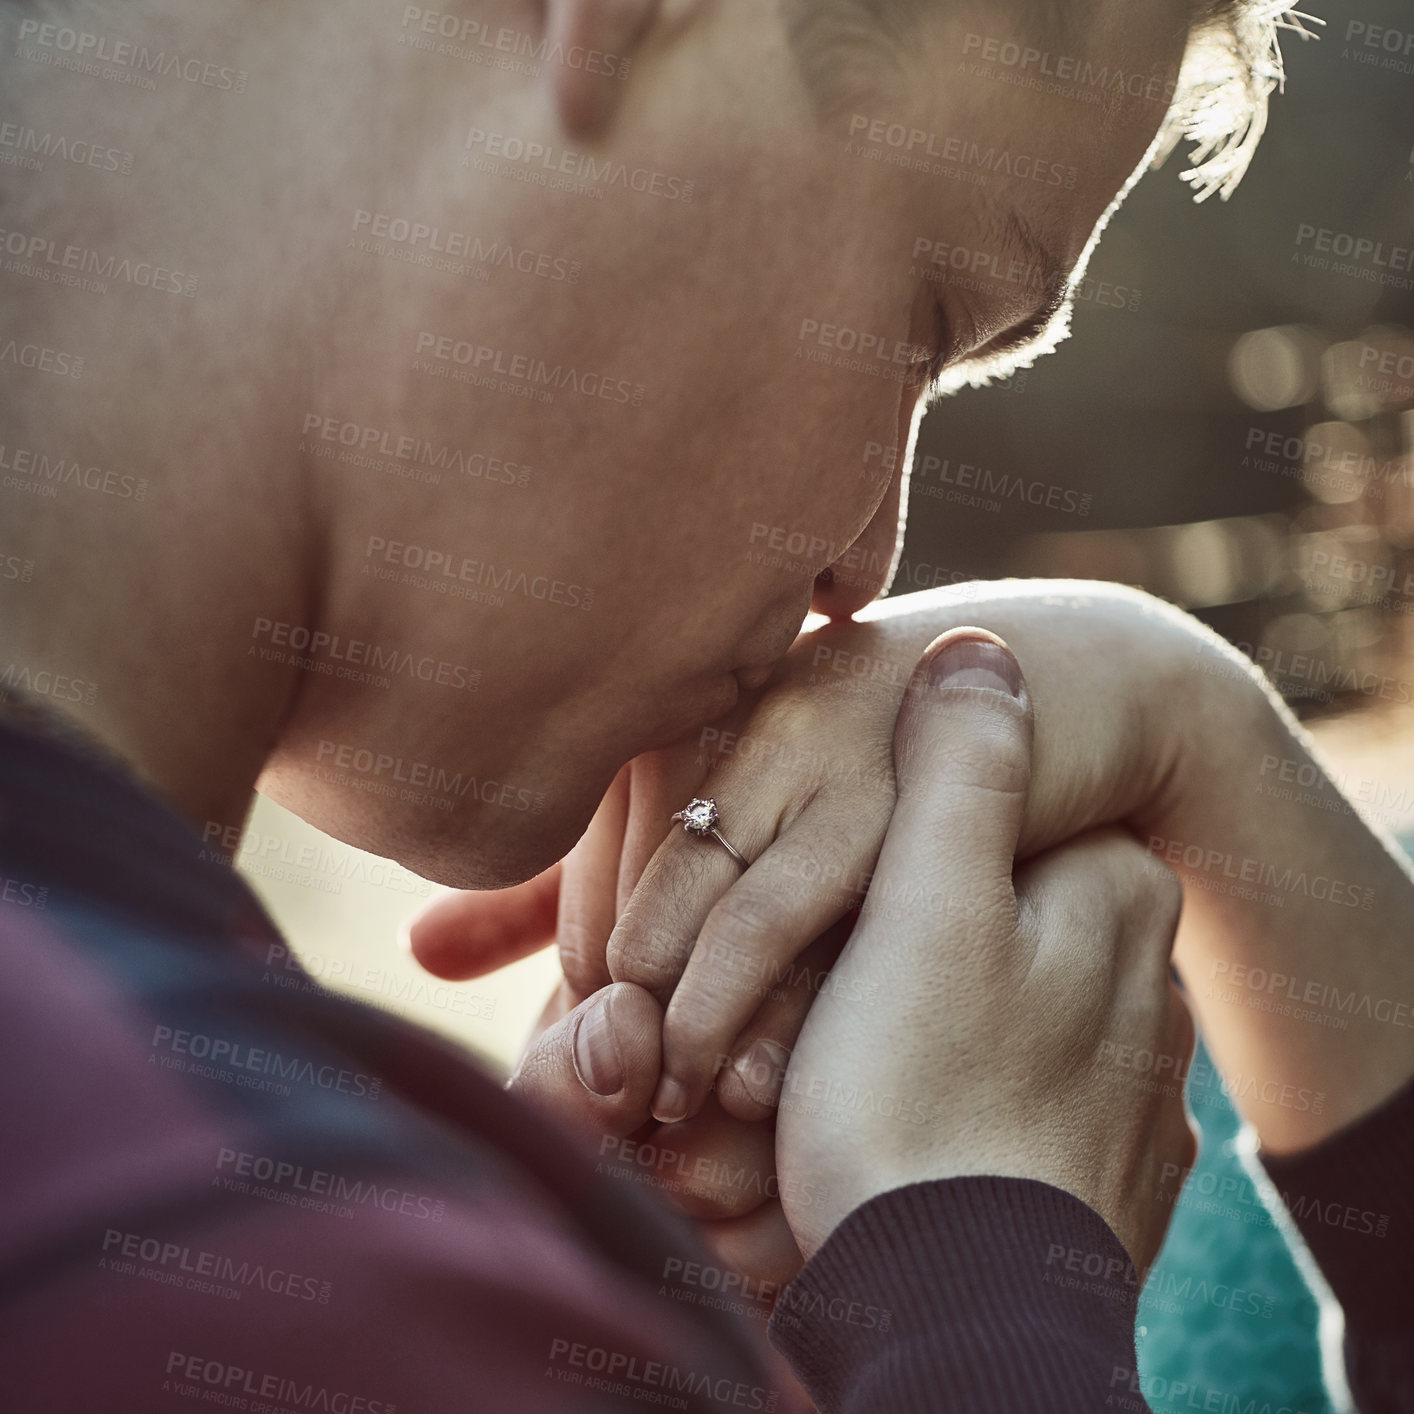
[
  {"left": 705, "top": 828, "right": 748, "bottom": 869},
  {"left": 670, "top": 797, "right": 748, "bottom": 871}
]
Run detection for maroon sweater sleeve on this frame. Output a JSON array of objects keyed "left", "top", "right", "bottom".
[
  {"left": 0, "top": 719, "right": 787, "bottom": 1414},
  {"left": 767, "top": 1176, "right": 1150, "bottom": 1414},
  {"left": 1260, "top": 1076, "right": 1414, "bottom": 1414}
]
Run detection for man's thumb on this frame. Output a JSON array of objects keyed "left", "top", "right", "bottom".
[
  {"left": 882, "top": 629, "right": 1033, "bottom": 909},
  {"left": 510, "top": 981, "right": 663, "bottom": 1139}
]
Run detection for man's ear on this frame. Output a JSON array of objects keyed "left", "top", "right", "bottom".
[{"left": 544, "top": 0, "right": 663, "bottom": 136}]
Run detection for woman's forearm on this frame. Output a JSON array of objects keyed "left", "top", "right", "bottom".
[{"left": 1158, "top": 666, "right": 1414, "bottom": 1153}]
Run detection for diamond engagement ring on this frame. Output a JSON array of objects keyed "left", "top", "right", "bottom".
[{"left": 670, "top": 797, "right": 748, "bottom": 870}]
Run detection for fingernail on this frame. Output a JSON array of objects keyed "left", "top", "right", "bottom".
[
  {"left": 572, "top": 992, "right": 623, "bottom": 1097},
  {"left": 924, "top": 632, "right": 1024, "bottom": 698},
  {"left": 652, "top": 1076, "right": 689, "bottom": 1125},
  {"left": 732, "top": 1039, "right": 790, "bottom": 1109}
]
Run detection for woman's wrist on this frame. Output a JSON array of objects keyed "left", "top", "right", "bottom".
[{"left": 1155, "top": 649, "right": 1414, "bottom": 1151}]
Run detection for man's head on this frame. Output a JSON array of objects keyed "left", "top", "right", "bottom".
[{"left": 0, "top": 0, "right": 1300, "bottom": 886}]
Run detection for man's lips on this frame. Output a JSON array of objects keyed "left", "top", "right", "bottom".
[
  {"left": 735, "top": 663, "right": 776, "bottom": 692},
  {"left": 661, "top": 663, "right": 779, "bottom": 740},
  {"left": 635, "top": 654, "right": 788, "bottom": 755}
]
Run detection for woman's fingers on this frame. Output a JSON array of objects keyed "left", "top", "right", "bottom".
[
  {"left": 555, "top": 764, "right": 632, "bottom": 996},
  {"left": 606, "top": 784, "right": 888, "bottom": 1125},
  {"left": 605, "top": 797, "right": 784, "bottom": 1006},
  {"left": 555, "top": 742, "right": 718, "bottom": 997},
  {"left": 652, "top": 816, "right": 884, "bottom": 1124},
  {"left": 712, "top": 916, "right": 856, "bottom": 1123},
  {"left": 403, "top": 862, "right": 561, "bottom": 980},
  {"left": 614, "top": 744, "right": 718, "bottom": 915},
  {"left": 604, "top": 693, "right": 821, "bottom": 1007}
]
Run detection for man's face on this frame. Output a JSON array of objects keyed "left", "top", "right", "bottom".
[{"left": 263, "top": 0, "right": 1192, "bottom": 886}]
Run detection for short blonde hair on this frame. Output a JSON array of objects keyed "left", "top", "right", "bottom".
[
  {"left": 1160, "top": 1, "right": 1320, "bottom": 201},
  {"left": 786, "top": 0, "right": 1321, "bottom": 203}
]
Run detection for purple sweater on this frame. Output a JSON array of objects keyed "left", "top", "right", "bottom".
[{"left": 0, "top": 717, "right": 1408, "bottom": 1413}]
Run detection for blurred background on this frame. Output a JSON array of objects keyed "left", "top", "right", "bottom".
[
  {"left": 240, "top": 10, "right": 1410, "bottom": 1414},
  {"left": 907, "top": 1, "right": 1414, "bottom": 762}
]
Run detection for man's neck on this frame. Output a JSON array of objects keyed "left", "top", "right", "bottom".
[
  {"left": 0, "top": 306, "right": 315, "bottom": 839},
  {"left": 0, "top": 490, "right": 309, "bottom": 838}
]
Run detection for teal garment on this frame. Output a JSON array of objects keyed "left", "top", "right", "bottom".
[
  {"left": 1132, "top": 833, "right": 1414, "bottom": 1414},
  {"left": 1134, "top": 1040, "right": 1335, "bottom": 1414},
  {"left": 1137, "top": 834, "right": 1414, "bottom": 1413}
]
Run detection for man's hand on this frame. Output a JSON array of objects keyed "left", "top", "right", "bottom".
[{"left": 777, "top": 629, "right": 1195, "bottom": 1269}]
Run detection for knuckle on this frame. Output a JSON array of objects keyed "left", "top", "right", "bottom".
[
  {"left": 605, "top": 915, "right": 685, "bottom": 994},
  {"left": 662, "top": 990, "right": 731, "bottom": 1061},
  {"left": 604, "top": 851, "right": 718, "bottom": 991},
  {"left": 766, "top": 837, "right": 856, "bottom": 910},
  {"left": 1097, "top": 836, "right": 1182, "bottom": 944},
  {"left": 701, "top": 887, "right": 785, "bottom": 957},
  {"left": 1134, "top": 855, "right": 1184, "bottom": 939}
]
